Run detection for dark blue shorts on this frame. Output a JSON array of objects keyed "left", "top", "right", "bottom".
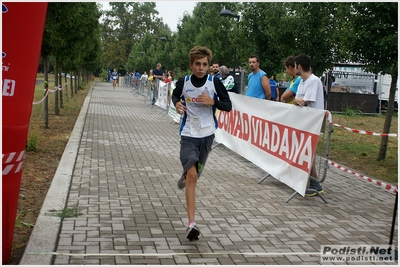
[{"left": 180, "top": 134, "right": 215, "bottom": 178}]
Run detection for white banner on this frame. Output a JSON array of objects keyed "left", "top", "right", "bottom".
[
  {"left": 215, "top": 93, "right": 326, "bottom": 196},
  {"left": 155, "top": 81, "right": 169, "bottom": 109},
  {"left": 168, "top": 99, "right": 181, "bottom": 123},
  {"left": 168, "top": 81, "right": 181, "bottom": 123}
]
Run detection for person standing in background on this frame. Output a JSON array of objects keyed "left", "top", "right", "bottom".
[
  {"left": 212, "top": 61, "right": 221, "bottom": 80},
  {"left": 219, "top": 65, "right": 239, "bottom": 94},
  {"left": 245, "top": 55, "right": 271, "bottom": 100},
  {"left": 135, "top": 70, "right": 141, "bottom": 87},
  {"left": 269, "top": 75, "right": 279, "bottom": 101},
  {"left": 152, "top": 63, "right": 164, "bottom": 105},
  {"left": 148, "top": 69, "right": 154, "bottom": 90},
  {"left": 294, "top": 54, "right": 325, "bottom": 197},
  {"left": 164, "top": 73, "right": 170, "bottom": 83},
  {"left": 140, "top": 71, "right": 148, "bottom": 88},
  {"left": 281, "top": 56, "right": 302, "bottom": 104}
]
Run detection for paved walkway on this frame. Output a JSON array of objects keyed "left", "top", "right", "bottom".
[{"left": 21, "top": 82, "right": 397, "bottom": 265}]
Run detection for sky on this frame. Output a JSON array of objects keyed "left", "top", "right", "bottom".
[
  {"left": 155, "top": 1, "right": 197, "bottom": 32},
  {"left": 98, "top": 1, "right": 197, "bottom": 32}
]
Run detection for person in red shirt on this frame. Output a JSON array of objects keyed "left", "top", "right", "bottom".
[{"left": 164, "top": 73, "right": 171, "bottom": 83}]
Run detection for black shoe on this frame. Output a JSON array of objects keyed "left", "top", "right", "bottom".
[
  {"left": 305, "top": 186, "right": 324, "bottom": 197},
  {"left": 305, "top": 188, "right": 317, "bottom": 197},
  {"left": 186, "top": 223, "right": 200, "bottom": 241}
]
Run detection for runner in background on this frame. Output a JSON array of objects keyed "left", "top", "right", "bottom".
[{"left": 111, "top": 68, "right": 118, "bottom": 89}]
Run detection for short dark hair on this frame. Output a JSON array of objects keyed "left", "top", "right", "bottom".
[
  {"left": 284, "top": 56, "right": 296, "bottom": 68},
  {"left": 294, "top": 54, "right": 311, "bottom": 72},
  {"left": 213, "top": 61, "right": 220, "bottom": 66},
  {"left": 249, "top": 54, "right": 260, "bottom": 63}
]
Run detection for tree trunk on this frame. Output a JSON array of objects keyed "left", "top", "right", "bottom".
[
  {"left": 74, "top": 70, "right": 78, "bottom": 94},
  {"left": 64, "top": 72, "right": 68, "bottom": 101},
  {"left": 78, "top": 69, "right": 81, "bottom": 90},
  {"left": 54, "top": 58, "right": 59, "bottom": 115},
  {"left": 377, "top": 74, "right": 397, "bottom": 160},
  {"left": 43, "top": 56, "right": 49, "bottom": 128}
]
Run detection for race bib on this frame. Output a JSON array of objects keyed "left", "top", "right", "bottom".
[{"left": 190, "top": 115, "right": 214, "bottom": 136}]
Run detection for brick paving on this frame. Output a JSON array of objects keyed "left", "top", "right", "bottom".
[{"left": 24, "top": 82, "right": 398, "bottom": 265}]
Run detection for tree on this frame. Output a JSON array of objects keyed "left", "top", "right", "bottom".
[
  {"left": 40, "top": 3, "right": 102, "bottom": 120},
  {"left": 339, "top": 2, "right": 398, "bottom": 160},
  {"left": 127, "top": 32, "right": 163, "bottom": 74},
  {"left": 100, "top": 2, "right": 164, "bottom": 71},
  {"left": 240, "top": 2, "right": 286, "bottom": 76},
  {"left": 174, "top": 2, "right": 239, "bottom": 74}
]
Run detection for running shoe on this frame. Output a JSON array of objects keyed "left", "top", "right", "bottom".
[
  {"left": 305, "top": 186, "right": 324, "bottom": 197},
  {"left": 177, "top": 174, "right": 186, "bottom": 190},
  {"left": 305, "top": 189, "right": 317, "bottom": 197},
  {"left": 186, "top": 223, "right": 200, "bottom": 241}
]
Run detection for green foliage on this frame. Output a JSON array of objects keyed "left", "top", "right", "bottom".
[
  {"left": 100, "top": 68, "right": 108, "bottom": 82},
  {"left": 240, "top": 3, "right": 286, "bottom": 75},
  {"left": 26, "top": 132, "right": 39, "bottom": 152},
  {"left": 80, "top": 82, "right": 87, "bottom": 89},
  {"left": 97, "top": 2, "right": 394, "bottom": 79},
  {"left": 96, "top": 2, "right": 397, "bottom": 87},
  {"left": 45, "top": 207, "right": 82, "bottom": 218},
  {"left": 15, "top": 211, "right": 34, "bottom": 228},
  {"left": 341, "top": 104, "right": 363, "bottom": 117},
  {"left": 338, "top": 2, "right": 398, "bottom": 75},
  {"left": 101, "top": 2, "right": 165, "bottom": 71},
  {"left": 42, "top": 2, "right": 102, "bottom": 81}
]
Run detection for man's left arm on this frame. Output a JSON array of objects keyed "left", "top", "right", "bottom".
[{"left": 261, "top": 75, "right": 271, "bottom": 100}]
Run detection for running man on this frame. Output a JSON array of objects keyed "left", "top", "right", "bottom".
[
  {"left": 111, "top": 68, "right": 118, "bottom": 89},
  {"left": 172, "top": 46, "right": 232, "bottom": 241}
]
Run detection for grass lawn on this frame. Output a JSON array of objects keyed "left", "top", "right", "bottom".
[{"left": 320, "top": 112, "right": 398, "bottom": 184}]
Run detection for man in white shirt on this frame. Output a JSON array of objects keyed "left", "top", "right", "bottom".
[
  {"left": 294, "top": 54, "right": 324, "bottom": 109},
  {"left": 140, "top": 71, "right": 148, "bottom": 88},
  {"left": 294, "top": 54, "right": 325, "bottom": 197}
]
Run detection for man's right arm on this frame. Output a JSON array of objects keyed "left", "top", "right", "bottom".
[
  {"left": 281, "top": 90, "right": 294, "bottom": 103},
  {"left": 172, "top": 77, "right": 184, "bottom": 106}
]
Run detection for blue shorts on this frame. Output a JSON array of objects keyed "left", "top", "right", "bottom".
[{"left": 180, "top": 135, "right": 214, "bottom": 178}]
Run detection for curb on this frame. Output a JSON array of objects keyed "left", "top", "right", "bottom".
[{"left": 19, "top": 85, "right": 94, "bottom": 265}]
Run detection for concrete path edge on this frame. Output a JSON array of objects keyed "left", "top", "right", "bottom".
[{"left": 19, "top": 85, "right": 94, "bottom": 265}]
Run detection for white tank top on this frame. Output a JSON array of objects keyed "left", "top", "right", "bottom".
[{"left": 181, "top": 75, "right": 216, "bottom": 138}]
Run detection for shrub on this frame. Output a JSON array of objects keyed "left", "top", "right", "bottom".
[
  {"left": 26, "top": 132, "right": 39, "bottom": 152},
  {"left": 341, "top": 104, "right": 362, "bottom": 116}
]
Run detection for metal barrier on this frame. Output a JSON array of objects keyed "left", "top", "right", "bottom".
[
  {"left": 124, "top": 74, "right": 130, "bottom": 87},
  {"left": 146, "top": 82, "right": 152, "bottom": 103},
  {"left": 284, "top": 113, "right": 333, "bottom": 203}
]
